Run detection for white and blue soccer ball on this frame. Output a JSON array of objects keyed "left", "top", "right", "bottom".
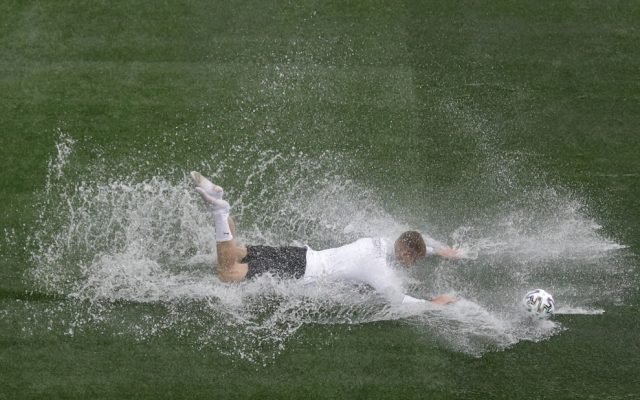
[{"left": 523, "top": 289, "right": 555, "bottom": 319}]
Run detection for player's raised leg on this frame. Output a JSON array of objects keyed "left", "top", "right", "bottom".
[
  {"left": 191, "top": 171, "right": 224, "bottom": 200},
  {"left": 191, "top": 171, "right": 247, "bottom": 282}
]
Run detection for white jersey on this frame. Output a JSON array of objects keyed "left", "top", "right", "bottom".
[{"left": 303, "top": 238, "right": 424, "bottom": 304}]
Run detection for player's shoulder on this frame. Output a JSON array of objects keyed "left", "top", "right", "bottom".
[
  {"left": 353, "top": 237, "right": 387, "bottom": 256},
  {"left": 353, "top": 237, "right": 382, "bottom": 245}
]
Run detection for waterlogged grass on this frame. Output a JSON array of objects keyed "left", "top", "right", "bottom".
[{"left": 1, "top": 1, "right": 639, "bottom": 399}]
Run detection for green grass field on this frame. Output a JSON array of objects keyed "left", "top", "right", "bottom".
[{"left": 1, "top": 1, "right": 639, "bottom": 399}]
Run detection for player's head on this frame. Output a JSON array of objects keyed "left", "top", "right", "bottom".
[{"left": 394, "top": 231, "right": 427, "bottom": 266}]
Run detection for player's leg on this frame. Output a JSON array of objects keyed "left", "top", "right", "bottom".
[
  {"left": 191, "top": 171, "right": 247, "bottom": 280},
  {"left": 215, "top": 240, "right": 248, "bottom": 281},
  {"left": 228, "top": 215, "right": 238, "bottom": 238},
  {"left": 190, "top": 172, "right": 239, "bottom": 239},
  {"left": 191, "top": 171, "right": 224, "bottom": 200}
]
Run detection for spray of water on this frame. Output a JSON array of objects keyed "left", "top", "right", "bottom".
[
  {"left": 430, "top": 98, "right": 629, "bottom": 313},
  {"left": 19, "top": 130, "right": 628, "bottom": 363}
]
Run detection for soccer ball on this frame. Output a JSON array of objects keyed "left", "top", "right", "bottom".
[{"left": 523, "top": 289, "right": 555, "bottom": 319}]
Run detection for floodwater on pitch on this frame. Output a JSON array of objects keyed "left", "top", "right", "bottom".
[
  {"left": 2, "top": 2, "right": 638, "bottom": 397},
  {"left": 12, "top": 132, "right": 629, "bottom": 364}
]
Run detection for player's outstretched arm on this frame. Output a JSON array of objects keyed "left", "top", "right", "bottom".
[
  {"left": 424, "top": 236, "right": 462, "bottom": 259},
  {"left": 434, "top": 246, "right": 462, "bottom": 259},
  {"left": 401, "top": 294, "right": 458, "bottom": 305},
  {"left": 431, "top": 294, "right": 458, "bottom": 305}
]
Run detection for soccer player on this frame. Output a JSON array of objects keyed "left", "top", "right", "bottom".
[{"left": 191, "top": 171, "right": 459, "bottom": 305}]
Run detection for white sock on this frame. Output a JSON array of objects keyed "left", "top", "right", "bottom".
[
  {"left": 191, "top": 171, "right": 224, "bottom": 200},
  {"left": 211, "top": 200, "right": 233, "bottom": 242},
  {"left": 213, "top": 211, "right": 233, "bottom": 242},
  {"left": 191, "top": 172, "right": 232, "bottom": 241}
]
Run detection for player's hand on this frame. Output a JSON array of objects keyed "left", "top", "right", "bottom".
[{"left": 437, "top": 247, "right": 462, "bottom": 259}]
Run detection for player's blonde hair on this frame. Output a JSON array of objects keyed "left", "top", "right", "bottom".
[{"left": 397, "top": 231, "right": 426, "bottom": 259}]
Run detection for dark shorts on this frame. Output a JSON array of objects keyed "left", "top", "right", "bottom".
[{"left": 242, "top": 245, "right": 308, "bottom": 280}]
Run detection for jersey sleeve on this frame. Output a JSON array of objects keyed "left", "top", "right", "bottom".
[{"left": 423, "top": 234, "right": 446, "bottom": 255}]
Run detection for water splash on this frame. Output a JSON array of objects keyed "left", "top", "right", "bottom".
[
  {"left": 449, "top": 188, "right": 625, "bottom": 262},
  {"left": 47, "top": 129, "right": 76, "bottom": 182},
  {"left": 20, "top": 131, "right": 628, "bottom": 363}
]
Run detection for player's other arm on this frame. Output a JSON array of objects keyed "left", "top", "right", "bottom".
[
  {"left": 424, "top": 237, "right": 462, "bottom": 259},
  {"left": 402, "top": 294, "right": 457, "bottom": 305},
  {"left": 430, "top": 294, "right": 457, "bottom": 304}
]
